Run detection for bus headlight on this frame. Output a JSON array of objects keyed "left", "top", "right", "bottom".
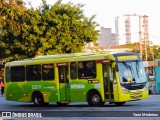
[
  {"left": 144, "top": 85, "right": 148, "bottom": 91},
  {"left": 140, "top": 86, "right": 148, "bottom": 92},
  {"left": 122, "top": 87, "right": 128, "bottom": 94}
]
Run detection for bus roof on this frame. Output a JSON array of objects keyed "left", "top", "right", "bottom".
[
  {"left": 5, "top": 52, "right": 139, "bottom": 67},
  {"left": 33, "top": 52, "right": 97, "bottom": 60},
  {"left": 5, "top": 53, "right": 111, "bottom": 66}
]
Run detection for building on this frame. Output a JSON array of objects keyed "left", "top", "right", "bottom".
[
  {"left": 97, "top": 27, "right": 116, "bottom": 46},
  {"left": 115, "top": 14, "right": 149, "bottom": 46}
]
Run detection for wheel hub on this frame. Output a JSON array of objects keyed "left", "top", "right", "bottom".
[{"left": 92, "top": 95, "right": 100, "bottom": 103}]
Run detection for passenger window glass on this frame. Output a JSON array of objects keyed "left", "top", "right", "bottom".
[
  {"left": 42, "top": 64, "right": 54, "bottom": 80},
  {"left": 78, "top": 61, "right": 96, "bottom": 79},
  {"left": 11, "top": 66, "right": 25, "bottom": 82},
  {"left": 26, "top": 65, "right": 41, "bottom": 81},
  {"left": 70, "top": 62, "right": 77, "bottom": 79}
]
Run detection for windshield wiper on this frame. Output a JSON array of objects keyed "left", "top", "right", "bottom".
[
  {"left": 122, "top": 62, "right": 135, "bottom": 83},
  {"left": 136, "top": 61, "right": 139, "bottom": 78},
  {"left": 122, "top": 61, "right": 132, "bottom": 71},
  {"left": 122, "top": 62, "right": 133, "bottom": 76}
]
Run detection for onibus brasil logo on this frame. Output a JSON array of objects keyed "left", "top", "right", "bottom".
[{"left": 1, "top": 112, "right": 42, "bottom": 119}]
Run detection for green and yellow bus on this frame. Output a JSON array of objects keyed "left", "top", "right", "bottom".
[{"left": 4, "top": 52, "right": 148, "bottom": 106}]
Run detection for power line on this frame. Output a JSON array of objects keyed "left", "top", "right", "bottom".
[
  {"left": 149, "top": 35, "right": 160, "bottom": 40},
  {"left": 98, "top": 32, "right": 139, "bottom": 41},
  {"left": 98, "top": 32, "right": 160, "bottom": 42}
]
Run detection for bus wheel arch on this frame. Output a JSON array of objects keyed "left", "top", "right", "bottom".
[
  {"left": 87, "top": 89, "right": 105, "bottom": 106},
  {"left": 32, "top": 91, "right": 45, "bottom": 107}
]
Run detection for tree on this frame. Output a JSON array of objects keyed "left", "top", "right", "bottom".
[
  {"left": 131, "top": 42, "right": 160, "bottom": 61},
  {"left": 0, "top": 0, "right": 99, "bottom": 62},
  {"left": 36, "top": 0, "right": 99, "bottom": 54},
  {"left": 0, "top": 0, "right": 41, "bottom": 61},
  {"left": 148, "top": 46, "right": 160, "bottom": 61}
]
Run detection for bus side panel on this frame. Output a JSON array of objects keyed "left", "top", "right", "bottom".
[
  {"left": 63, "top": 58, "right": 102, "bottom": 103},
  {"left": 5, "top": 81, "right": 58, "bottom": 102},
  {"left": 22, "top": 81, "right": 58, "bottom": 102},
  {"left": 5, "top": 82, "right": 30, "bottom": 102},
  {"left": 69, "top": 64, "right": 104, "bottom": 102},
  {"left": 69, "top": 80, "right": 88, "bottom": 102}
]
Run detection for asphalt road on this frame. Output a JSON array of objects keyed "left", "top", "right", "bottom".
[{"left": 0, "top": 95, "right": 160, "bottom": 120}]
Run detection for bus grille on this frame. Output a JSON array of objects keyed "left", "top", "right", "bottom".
[{"left": 130, "top": 94, "right": 142, "bottom": 99}]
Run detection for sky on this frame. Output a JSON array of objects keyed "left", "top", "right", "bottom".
[{"left": 24, "top": 0, "right": 160, "bottom": 45}]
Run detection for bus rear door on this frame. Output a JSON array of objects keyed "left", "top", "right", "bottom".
[{"left": 57, "top": 63, "right": 70, "bottom": 101}]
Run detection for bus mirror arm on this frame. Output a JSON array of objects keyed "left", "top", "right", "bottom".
[{"left": 115, "top": 64, "right": 119, "bottom": 72}]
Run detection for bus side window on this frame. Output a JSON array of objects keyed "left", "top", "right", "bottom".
[
  {"left": 70, "top": 62, "right": 77, "bottom": 79},
  {"left": 78, "top": 61, "right": 96, "bottom": 79},
  {"left": 10, "top": 66, "right": 25, "bottom": 82},
  {"left": 5, "top": 67, "right": 11, "bottom": 82},
  {"left": 78, "top": 62, "right": 84, "bottom": 79},
  {"left": 42, "top": 64, "right": 54, "bottom": 80},
  {"left": 84, "top": 61, "right": 96, "bottom": 78},
  {"left": 26, "top": 65, "right": 41, "bottom": 81}
]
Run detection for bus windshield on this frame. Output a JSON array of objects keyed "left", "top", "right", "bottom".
[{"left": 118, "top": 61, "right": 147, "bottom": 84}]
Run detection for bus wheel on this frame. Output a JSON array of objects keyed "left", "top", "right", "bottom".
[
  {"left": 33, "top": 92, "right": 44, "bottom": 107},
  {"left": 56, "top": 102, "right": 69, "bottom": 106},
  {"left": 88, "top": 92, "right": 104, "bottom": 106},
  {"left": 114, "top": 102, "right": 126, "bottom": 106}
]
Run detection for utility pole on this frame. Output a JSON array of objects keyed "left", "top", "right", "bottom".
[
  {"left": 115, "top": 14, "right": 149, "bottom": 59},
  {"left": 139, "top": 16, "right": 142, "bottom": 59},
  {"left": 143, "top": 15, "right": 149, "bottom": 61},
  {"left": 115, "top": 17, "right": 119, "bottom": 46}
]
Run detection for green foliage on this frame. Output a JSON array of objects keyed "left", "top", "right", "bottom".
[
  {"left": 147, "top": 46, "right": 160, "bottom": 61},
  {"left": 0, "top": 0, "right": 41, "bottom": 61},
  {"left": 131, "top": 43, "right": 160, "bottom": 61},
  {"left": 37, "top": 0, "right": 99, "bottom": 54},
  {"left": 0, "top": 0, "right": 99, "bottom": 62}
]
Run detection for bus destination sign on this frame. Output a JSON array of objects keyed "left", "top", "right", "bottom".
[{"left": 117, "top": 55, "right": 138, "bottom": 61}]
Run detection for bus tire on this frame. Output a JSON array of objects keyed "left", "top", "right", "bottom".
[
  {"left": 87, "top": 91, "right": 104, "bottom": 106},
  {"left": 56, "top": 102, "right": 69, "bottom": 106},
  {"left": 114, "top": 102, "right": 126, "bottom": 106},
  {"left": 33, "top": 92, "right": 44, "bottom": 107}
]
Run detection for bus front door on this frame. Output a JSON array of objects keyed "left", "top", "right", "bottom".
[
  {"left": 58, "top": 65, "right": 70, "bottom": 101},
  {"left": 103, "top": 63, "right": 114, "bottom": 100}
]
